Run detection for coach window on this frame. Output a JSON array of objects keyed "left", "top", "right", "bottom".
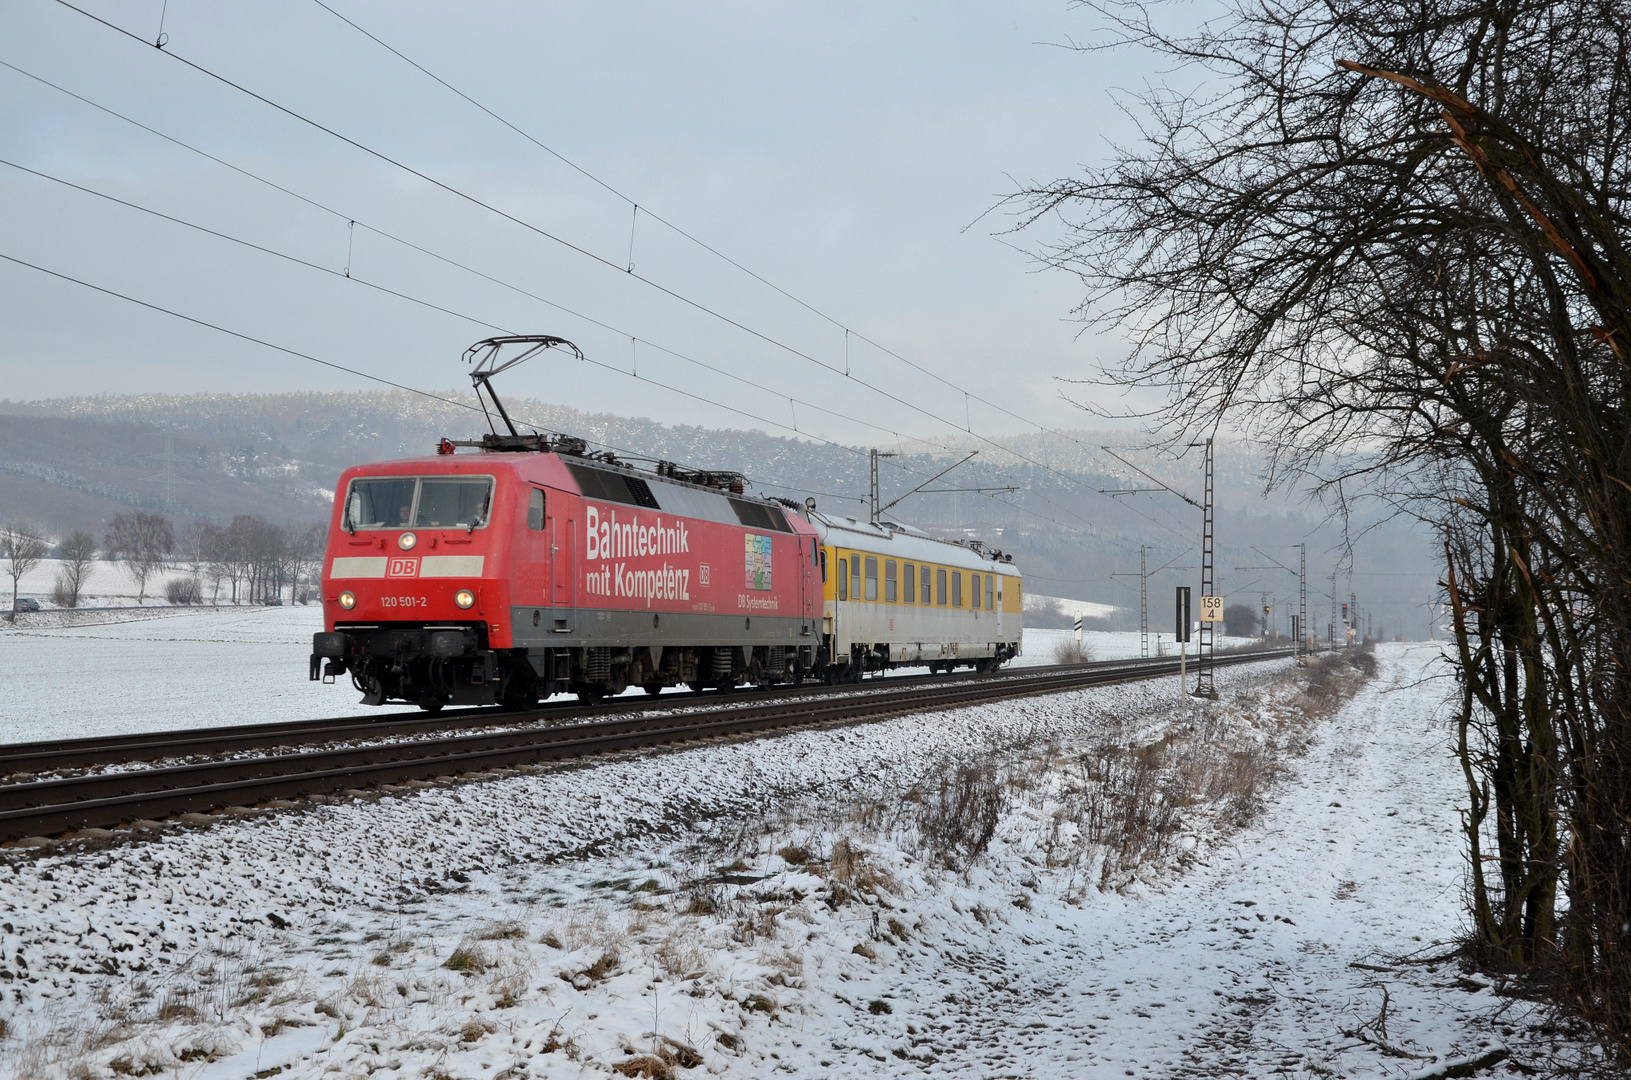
[
  {"left": 952, "top": 571, "right": 963, "bottom": 607},
  {"left": 936, "top": 567, "right": 948, "bottom": 607},
  {"left": 851, "top": 556, "right": 862, "bottom": 603},
  {"left": 864, "top": 557, "right": 879, "bottom": 601},
  {"left": 973, "top": 573, "right": 983, "bottom": 609},
  {"left": 838, "top": 558, "right": 848, "bottom": 601},
  {"left": 885, "top": 560, "right": 897, "bottom": 602},
  {"left": 987, "top": 575, "right": 995, "bottom": 609},
  {"left": 922, "top": 567, "right": 932, "bottom": 605},
  {"left": 527, "top": 488, "right": 545, "bottom": 530},
  {"left": 903, "top": 563, "right": 915, "bottom": 603}
]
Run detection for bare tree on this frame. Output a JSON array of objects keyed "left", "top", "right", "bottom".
[
  {"left": 287, "top": 523, "right": 326, "bottom": 604},
  {"left": 1012, "top": 0, "right": 1631, "bottom": 1054},
  {"left": 104, "top": 512, "right": 174, "bottom": 605},
  {"left": 2, "top": 522, "right": 48, "bottom": 620},
  {"left": 54, "top": 531, "right": 98, "bottom": 609}
]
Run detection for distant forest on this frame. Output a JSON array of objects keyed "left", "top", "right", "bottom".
[{"left": 0, "top": 391, "right": 1435, "bottom": 626}]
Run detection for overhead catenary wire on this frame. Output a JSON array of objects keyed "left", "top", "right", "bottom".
[
  {"left": 0, "top": 152, "right": 1115, "bottom": 538},
  {"left": 305, "top": 0, "right": 1125, "bottom": 472},
  {"left": 0, "top": 248, "right": 863, "bottom": 505},
  {"left": 0, "top": 239, "right": 1116, "bottom": 537},
  {"left": 0, "top": 61, "right": 1144, "bottom": 546},
  {"left": 40, "top": 0, "right": 1140, "bottom": 518}
]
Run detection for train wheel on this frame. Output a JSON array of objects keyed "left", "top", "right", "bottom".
[
  {"left": 418, "top": 697, "right": 445, "bottom": 714},
  {"left": 687, "top": 682, "right": 706, "bottom": 694},
  {"left": 644, "top": 682, "right": 664, "bottom": 697},
  {"left": 576, "top": 689, "right": 602, "bottom": 705}
]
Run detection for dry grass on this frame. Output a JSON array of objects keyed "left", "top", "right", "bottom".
[
  {"left": 458, "top": 1017, "right": 496, "bottom": 1044},
  {"left": 441, "top": 945, "right": 490, "bottom": 974},
  {"left": 477, "top": 919, "right": 527, "bottom": 941},
  {"left": 827, "top": 838, "right": 898, "bottom": 901},
  {"left": 655, "top": 928, "right": 706, "bottom": 979}
]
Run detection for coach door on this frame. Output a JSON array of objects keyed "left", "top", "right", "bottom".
[
  {"left": 547, "top": 507, "right": 574, "bottom": 633},
  {"left": 801, "top": 537, "right": 813, "bottom": 634},
  {"left": 519, "top": 486, "right": 552, "bottom": 619},
  {"left": 996, "top": 576, "right": 1003, "bottom": 637}
]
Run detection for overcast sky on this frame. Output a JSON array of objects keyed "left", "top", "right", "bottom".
[{"left": 0, "top": 0, "right": 1177, "bottom": 448}]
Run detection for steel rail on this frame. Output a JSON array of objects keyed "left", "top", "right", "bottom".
[
  {"left": 0, "top": 649, "right": 1292, "bottom": 842},
  {"left": 0, "top": 650, "right": 1283, "bottom": 775}
]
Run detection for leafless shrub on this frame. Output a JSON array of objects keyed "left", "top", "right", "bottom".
[
  {"left": 1051, "top": 637, "right": 1094, "bottom": 665},
  {"left": 915, "top": 762, "right": 1007, "bottom": 868},
  {"left": 163, "top": 576, "right": 202, "bottom": 605}
]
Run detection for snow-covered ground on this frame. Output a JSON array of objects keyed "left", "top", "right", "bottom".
[
  {"left": 1022, "top": 626, "right": 1261, "bottom": 664},
  {"left": 0, "top": 605, "right": 417, "bottom": 743},
  {"left": 0, "top": 644, "right": 1601, "bottom": 1077}
]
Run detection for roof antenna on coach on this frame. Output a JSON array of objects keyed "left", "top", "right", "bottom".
[{"left": 462, "top": 335, "right": 584, "bottom": 449}]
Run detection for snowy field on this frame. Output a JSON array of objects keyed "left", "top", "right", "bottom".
[
  {"left": 0, "top": 605, "right": 418, "bottom": 744},
  {"left": 0, "top": 643, "right": 1602, "bottom": 1077}
]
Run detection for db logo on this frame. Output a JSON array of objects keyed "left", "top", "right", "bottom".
[{"left": 387, "top": 557, "right": 420, "bottom": 578}]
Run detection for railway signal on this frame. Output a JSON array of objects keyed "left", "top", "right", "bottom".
[{"left": 1176, "top": 586, "right": 1191, "bottom": 705}]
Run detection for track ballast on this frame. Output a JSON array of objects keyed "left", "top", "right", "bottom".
[{"left": 0, "top": 649, "right": 1295, "bottom": 843}]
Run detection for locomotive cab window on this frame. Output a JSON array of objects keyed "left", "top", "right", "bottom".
[
  {"left": 885, "top": 560, "right": 897, "bottom": 602},
  {"left": 864, "top": 557, "right": 878, "bottom": 601},
  {"left": 527, "top": 488, "right": 545, "bottom": 530},
  {"left": 415, "top": 478, "right": 492, "bottom": 529},
  {"left": 904, "top": 564, "right": 915, "bottom": 603},
  {"left": 818, "top": 547, "right": 827, "bottom": 583},
  {"left": 838, "top": 558, "right": 848, "bottom": 601},
  {"left": 343, "top": 475, "right": 493, "bottom": 531},
  {"left": 936, "top": 567, "right": 947, "bottom": 607}
]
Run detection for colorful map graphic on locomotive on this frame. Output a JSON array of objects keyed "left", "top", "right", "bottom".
[{"left": 746, "top": 533, "right": 773, "bottom": 591}]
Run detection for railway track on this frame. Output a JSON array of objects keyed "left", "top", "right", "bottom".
[{"left": 0, "top": 649, "right": 1294, "bottom": 844}]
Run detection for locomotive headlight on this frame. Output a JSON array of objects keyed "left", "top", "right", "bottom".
[
  {"left": 338, "top": 590, "right": 357, "bottom": 610},
  {"left": 454, "top": 588, "right": 476, "bottom": 609},
  {"left": 398, "top": 531, "right": 417, "bottom": 551}
]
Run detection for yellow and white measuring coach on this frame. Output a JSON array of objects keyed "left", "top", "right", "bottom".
[{"left": 808, "top": 509, "right": 1023, "bottom": 680}]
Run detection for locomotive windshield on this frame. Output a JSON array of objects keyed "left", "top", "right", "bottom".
[{"left": 343, "top": 476, "right": 493, "bottom": 531}]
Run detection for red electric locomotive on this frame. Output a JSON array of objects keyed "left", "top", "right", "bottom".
[{"left": 310, "top": 336, "right": 823, "bottom": 709}]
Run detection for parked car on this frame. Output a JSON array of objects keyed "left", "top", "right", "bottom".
[
  {"left": 261, "top": 596, "right": 283, "bottom": 607},
  {"left": 12, "top": 598, "right": 40, "bottom": 613}
]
